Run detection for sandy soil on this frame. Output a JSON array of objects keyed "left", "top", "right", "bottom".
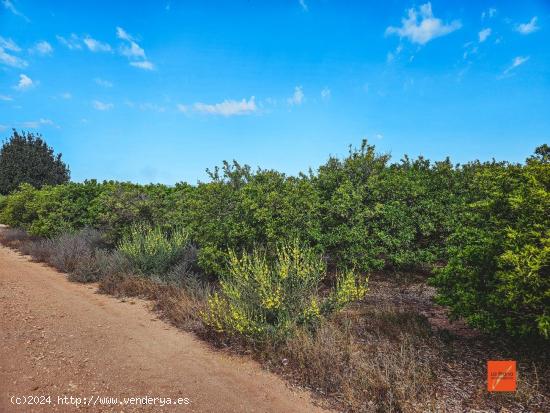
[{"left": 0, "top": 245, "right": 330, "bottom": 413}]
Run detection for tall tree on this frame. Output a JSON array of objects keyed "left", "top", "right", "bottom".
[{"left": 0, "top": 130, "right": 70, "bottom": 195}]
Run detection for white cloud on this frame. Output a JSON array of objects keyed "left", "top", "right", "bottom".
[
  {"left": 287, "top": 86, "right": 304, "bottom": 105},
  {"left": 0, "top": 36, "right": 20, "bottom": 52},
  {"left": 321, "top": 87, "right": 331, "bottom": 101},
  {"left": 299, "top": 0, "right": 308, "bottom": 12},
  {"left": 515, "top": 17, "right": 539, "bottom": 35},
  {"left": 192, "top": 96, "right": 257, "bottom": 116},
  {"left": 481, "top": 8, "right": 497, "bottom": 20},
  {"left": 0, "top": 36, "right": 27, "bottom": 68},
  {"left": 56, "top": 34, "right": 82, "bottom": 50},
  {"left": 60, "top": 92, "right": 72, "bottom": 99},
  {"left": 2, "top": 0, "right": 30, "bottom": 22},
  {"left": 478, "top": 28, "right": 491, "bottom": 43},
  {"left": 130, "top": 60, "right": 154, "bottom": 70},
  {"left": 83, "top": 36, "right": 112, "bottom": 52},
  {"left": 117, "top": 27, "right": 145, "bottom": 58},
  {"left": 116, "top": 27, "right": 133, "bottom": 41},
  {"left": 0, "top": 47, "right": 27, "bottom": 68},
  {"left": 30, "top": 41, "right": 53, "bottom": 56},
  {"left": 15, "top": 74, "right": 33, "bottom": 90},
  {"left": 139, "top": 102, "right": 166, "bottom": 112},
  {"left": 22, "top": 118, "right": 54, "bottom": 128},
  {"left": 385, "top": 2, "right": 461, "bottom": 45},
  {"left": 121, "top": 41, "right": 146, "bottom": 59},
  {"left": 501, "top": 56, "right": 530, "bottom": 77},
  {"left": 92, "top": 100, "right": 114, "bottom": 111},
  {"left": 95, "top": 78, "right": 113, "bottom": 87},
  {"left": 58, "top": 33, "right": 111, "bottom": 52},
  {"left": 116, "top": 27, "right": 153, "bottom": 70},
  {"left": 0, "top": 94, "right": 13, "bottom": 101},
  {"left": 178, "top": 97, "right": 259, "bottom": 116}
]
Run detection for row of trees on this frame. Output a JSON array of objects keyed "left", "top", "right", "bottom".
[{"left": 0, "top": 131, "right": 548, "bottom": 338}]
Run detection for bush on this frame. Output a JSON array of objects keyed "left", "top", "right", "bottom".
[
  {"left": 19, "top": 238, "right": 55, "bottom": 262},
  {"left": 88, "top": 182, "right": 172, "bottom": 245},
  {"left": 0, "top": 227, "right": 29, "bottom": 247},
  {"left": 201, "top": 240, "right": 368, "bottom": 343},
  {"left": 0, "top": 183, "right": 38, "bottom": 229},
  {"left": 27, "top": 181, "right": 104, "bottom": 238},
  {"left": 69, "top": 249, "right": 130, "bottom": 283},
  {"left": 118, "top": 224, "right": 190, "bottom": 276},
  {"left": 432, "top": 150, "right": 550, "bottom": 338},
  {"left": 162, "top": 244, "right": 210, "bottom": 295},
  {"left": 45, "top": 229, "right": 102, "bottom": 273}
]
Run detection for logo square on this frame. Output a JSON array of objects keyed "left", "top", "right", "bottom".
[{"left": 487, "top": 360, "right": 516, "bottom": 392}]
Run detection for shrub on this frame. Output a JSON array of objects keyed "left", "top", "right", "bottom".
[
  {"left": 89, "top": 182, "right": 173, "bottom": 245},
  {"left": 93, "top": 249, "right": 132, "bottom": 277},
  {"left": 201, "top": 240, "right": 368, "bottom": 343},
  {"left": 67, "top": 249, "right": 130, "bottom": 283},
  {"left": 118, "top": 224, "right": 190, "bottom": 276},
  {"left": 162, "top": 244, "right": 211, "bottom": 298},
  {"left": 315, "top": 141, "right": 462, "bottom": 273},
  {"left": 0, "top": 183, "right": 38, "bottom": 229},
  {"left": 27, "top": 181, "right": 104, "bottom": 238},
  {"left": 432, "top": 150, "right": 550, "bottom": 338},
  {"left": 46, "top": 229, "right": 103, "bottom": 273},
  {"left": 19, "top": 238, "right": 55, "bottom": 262},
  {"left": 0, "top": 227, "right": 29, "bottom": 247}
]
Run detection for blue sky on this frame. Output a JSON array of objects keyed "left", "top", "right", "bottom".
[{"left": 1, "top": 0, "right": 549, "bottom": 184}]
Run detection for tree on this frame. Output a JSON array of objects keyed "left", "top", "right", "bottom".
[{"left": 0, "top": 130, "right": 70, "bottom": 195}]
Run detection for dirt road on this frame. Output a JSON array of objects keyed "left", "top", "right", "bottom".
[{"left": 0, "top": 245, "right": 329, "bottom": 413}]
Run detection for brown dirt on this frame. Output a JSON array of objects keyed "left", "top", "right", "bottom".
[{"left": 0, "top": 245, "right": 331, "bottom": 413}]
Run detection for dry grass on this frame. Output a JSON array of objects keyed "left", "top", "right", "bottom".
[
  {"left": 262, "top": 306, "right": 439, "bottom": 412},
  {"left": 0, "top": 227, "right": 32, "bottom": 248},
  {"left": 99, "top": 273, "right": 207, "bottom": 332}
]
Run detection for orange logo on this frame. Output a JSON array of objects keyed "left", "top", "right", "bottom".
[{"left": 487, "top": 360, "right": 516, "bottom": 392}]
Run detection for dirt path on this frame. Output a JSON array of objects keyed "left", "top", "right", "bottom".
[{"left": 0, "top": 245, "right": 330, "bottom": 413}]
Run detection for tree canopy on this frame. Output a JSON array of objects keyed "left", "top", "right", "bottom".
[{"left": 0, "top": 130, "right": 70, "bottom": 195}]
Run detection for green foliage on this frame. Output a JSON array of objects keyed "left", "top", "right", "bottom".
[
  {"left": 89, "top": 182, "right": 173, "bottom": 245},
  {"left": 0, "top": 130, "right": 70, "bottom": 195},
  {"left": 0, "top": 183, "right": 38, "bottom": 229},
  {"left": 118, "top": 224, "right": 190, "bottom": 276},
  {"left": 168, "top": 161, "right": 321, "bottom": 275},
  {"left": 315, "top": 141, "right": 459, "bottom": 273},
  {"left": 315, "top": 141, "right": 390, "bottom": 272},
  {"left": 201, "top": 241, "right": 368, "bottom": 343},
  {"left": 1, "top": 139, "right": 548, "bottom": 339},
  {"left": 432, "top": 150, "right": 550, "bottom": 338},
  {"left": 28, "top": 181, "right": 104, "bottom": 237}
]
